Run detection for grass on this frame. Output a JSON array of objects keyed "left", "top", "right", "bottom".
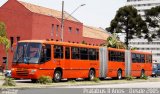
[
  {"left": 140, "top": 74, "right": 148, "bottom": 80},
  {"left": 68, "top": 79, "right": 76, "bottom": 84},
  {"left": 2, "top": 77, "right": 16, "bottom": 86},
  {"left": 38, "top": 76, "right": 52, "bottom": 84},
  {"left": 0, "top": 73, "right": 5, "bottom": 80},
  {"left": 92, "top": 78, "right": 101, "bottom": 83},
  {"left": 125, "top": 75, "right": 134, "bottom": 81},
  {"left": 0, "top": 77, "right": 159, "bottom": 89}
]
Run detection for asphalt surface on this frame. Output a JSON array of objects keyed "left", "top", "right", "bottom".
[{"left": 16, "top": 80, "right": 160, "bottom": 94}]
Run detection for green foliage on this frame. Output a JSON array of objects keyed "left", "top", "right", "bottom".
[
  {"left": 140, "top": 74, "right": 148, "bottom": 80},
  {"left": 125, "top": 75, "right": 133, "bottom": 81},
  {"left": 68, "top": 79, "right": 76, "bottom": 83},
  {"left": 103, "top": 33, "right": 126, "bottom": 49},
  {"left": 130, "top": 47, "right": 137, "bottom": 50},
  {"left": 108, "top": 6, "right": 148, "bottom": 48},
  {"left": 38, "top": 76, "right": 52, "bottom": 84},
  {"left": 0, "top": 22, "right": 10, "bottom": 51},
  {"left": 92, "top": 77, "right": 100, "bottom": 83},
  {"left": 3, "top": 78, "right": 16, "bottom": 86},
  {"left": 145, "top": 6, "right": 160, "bottom": 40},
  {"left": 0, "top": 22, "right": 10, "bottom": 70}
]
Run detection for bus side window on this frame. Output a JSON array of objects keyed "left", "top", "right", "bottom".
[
  {"left": 136, "top": 54, "right": 141, "bottom": 63},
  {"left": 132, "top": 53, "right": 136, "bottom": 63},
  {"left": 141, "top": 54, "right": 145, "bottom": 63},
  {"left": 89, "top": 49, "right": 96, "bottom": 60},
  {"left": 80, "top": 48, "right": 88, "bottom": 60},
  {"left": 40, "top": 44, "right": 51, "bottom": 63},
  {"left": 96, "top": 50, "right": 99, "bottom": 60},
  {"left": 45, "top": 45, "right": 51, "bottom": 61},
  {"left": 65, "top": 47, "right": 70, "bottom": 59},
  {"left": 72, "top": 47, "right": 79, "bottom": 59},
  {"left": 54, "top": 45, "right": 63, "bottom": 59}
]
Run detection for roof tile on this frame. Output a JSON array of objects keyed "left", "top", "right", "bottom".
[{"left": 18, "top": 1, "right": 80, "bottom": 22}]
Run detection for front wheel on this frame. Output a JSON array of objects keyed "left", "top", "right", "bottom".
[
  {"left": 53, "top": 70, "right": 62, "bottom": 83},
  {"left": 88, "top": 69, "right": 95, "bottom": 81}
]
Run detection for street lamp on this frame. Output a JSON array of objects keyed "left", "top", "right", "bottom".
[{"left": 61, "top": 1, "right": 86, "bottom": 42}]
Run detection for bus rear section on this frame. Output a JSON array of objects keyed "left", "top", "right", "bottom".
[
  {"left": 99, "top": 48, "right": 152, "bottom": 79},
  {"left": 130, "top": 51, "right": 152, "bottom": 77}
]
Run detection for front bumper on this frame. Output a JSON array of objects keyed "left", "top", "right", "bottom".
[{"left": 11, "top": 68, "right": 39, "bottom": 79}]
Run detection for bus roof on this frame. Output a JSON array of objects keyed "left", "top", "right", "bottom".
[
  {"left": 131, "top": 50, "right": 151, "bottom": 55},
  {"left": 18, "top": 40, "right": 99, "bottom": 49}
]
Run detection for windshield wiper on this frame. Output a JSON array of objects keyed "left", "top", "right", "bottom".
[{"left": 16, "top": 55, "right": 23, "bottom": 63}]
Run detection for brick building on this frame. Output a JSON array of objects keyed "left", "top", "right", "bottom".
[{"left": 0, "top": 0, "right": 109, "bottom": 69}]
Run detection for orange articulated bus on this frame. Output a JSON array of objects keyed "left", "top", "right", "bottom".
[{"left": 11, "top": 40, "right": 152, "bottom": 82}]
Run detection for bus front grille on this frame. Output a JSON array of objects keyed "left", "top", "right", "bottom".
[{"left": 16, "top": 69, "right": 29, "bottom": 76}]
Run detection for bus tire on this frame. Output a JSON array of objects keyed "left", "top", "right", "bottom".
[
  {"left": 88, "top": 69, "right": 95, "bottom": 81},
  {"left": 53, "top": 70, "right": 62, "bottom": 83},
  {"left": 140, "top": 70, "right": 145, "bottom": 78},
  {"left": 117, "top": 70, "right": 122, "bottom": 80}
]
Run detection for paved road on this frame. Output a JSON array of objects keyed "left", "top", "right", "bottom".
[
  {"left": 16, "top": 81, "right": 160, "bottom": 94},
  {"left": 59, "top": 81, "right": 160, "bottom": 88}
]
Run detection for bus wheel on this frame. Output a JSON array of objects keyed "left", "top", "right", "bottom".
[
  {"left": 117, "top": 70, "right": 122, "bottom": 80},
  {"left": 89, "top": 69, "right": 95, "bottom": 81},
  {"left": 140, "top": 70, "right": 145, "bottom": 78},
  {"left": 53, "top": 70, "right": 62, "bottom": 83}
]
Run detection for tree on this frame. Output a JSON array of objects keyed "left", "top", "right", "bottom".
[
  {"left": 145, "top": 6, "right": 160, "bottom": 39},
  {"left": 102, "top": 33, "right": 126, "bottom": 49},
  {"left": 0, "top": 22, "right": 10, "bottom": 70},
  {"left": 107, "top": 6, "right": 148, "bottom": 49}
]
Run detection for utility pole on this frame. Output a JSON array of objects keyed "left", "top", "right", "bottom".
[{"left": 61, "top": 1, "right": 64, "bottom": 42}]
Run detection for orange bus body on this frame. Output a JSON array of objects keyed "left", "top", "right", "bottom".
[
  {"left": 11, "top": 40, "right": 152, "bottom": 81},
  {"left": 130, "top": 50, "right": 152, "bottom": 77},
  {"left": 12, "top": 40, "right": 99, "bottom": 80},
  {"left": 107, "top": 48, "right": 125, "bottom": 78}
]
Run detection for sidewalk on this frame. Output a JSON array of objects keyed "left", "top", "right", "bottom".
[{"left": 0, "top": 77, "right": 160, "bottom": 89}]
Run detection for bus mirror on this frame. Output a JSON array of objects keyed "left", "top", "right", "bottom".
[{"left": 3, "top": 57, "right": 7, "bottom": 64}]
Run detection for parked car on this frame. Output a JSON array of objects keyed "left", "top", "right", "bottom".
[{"left": 152, "top": 63, "right": 160, "bottom": 77}]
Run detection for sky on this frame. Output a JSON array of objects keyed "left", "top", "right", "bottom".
[{"left": 0, "top": 0, "right": 126, "bottom": 29}]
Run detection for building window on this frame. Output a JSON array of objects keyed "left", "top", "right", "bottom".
[
  {"left": 10, "top": 37, "right": 14, "bottom": 47},
  {"left": 68, "top": 27, "right": 72, "bottom": 32},
  {"left": 56, "top": 25, "right": 59, "bottom": 36},
  {"left": 51, "top": 24, "right": 54, "bottom": 38},
  {"left": 17, "top": 37, "right": 20, "bottom": 42},
  {"left": 76, "top": 28, "right": 79, "bottom": 33}
]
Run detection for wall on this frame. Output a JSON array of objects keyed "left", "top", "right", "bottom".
[
  {"left": 31, "top": 13, "right": 83, "bottom": 42},
  {"left": 0, "top": 0, "right": 33, "bottom": 69}
]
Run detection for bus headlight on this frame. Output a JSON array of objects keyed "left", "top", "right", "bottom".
[
  {"left": 29, "top": 69, "right": 37, "bottom": 74},
  {"left": 11, "top": 68, "right": 15, "bottom": 71}
]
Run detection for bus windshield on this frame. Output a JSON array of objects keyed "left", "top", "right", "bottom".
[{"left": 13, "top": 42, "right": 42, "bottom": 64}]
